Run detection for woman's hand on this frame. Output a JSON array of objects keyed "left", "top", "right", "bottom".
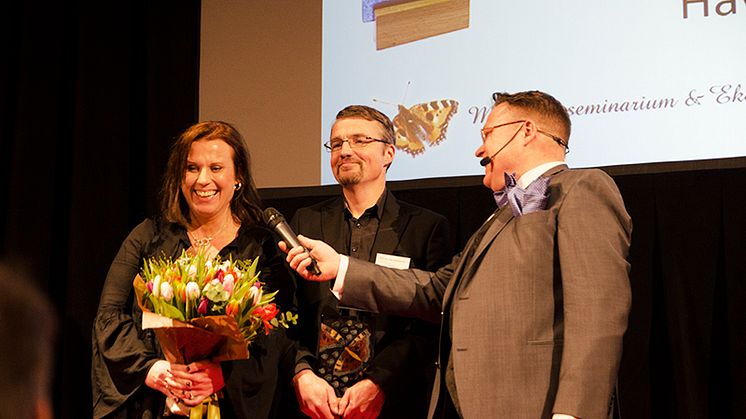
[
  {"left": 145, "top": 360, "right": 187, "bottom": 402},
  {"left": 145, "top": 359, "right": 225, "bottom": 407},
  {"left": 170, "top": 360, "right": 225, "bottom": 406}
]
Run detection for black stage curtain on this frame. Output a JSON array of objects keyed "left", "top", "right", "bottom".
[
  {"left": 3, "top": 2, "right": 744, "bottom": 418},
  {"left": 2, "top": 2, "right": 200, "bottom": 417}
]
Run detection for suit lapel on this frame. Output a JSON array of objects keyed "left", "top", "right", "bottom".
[
  {"left": 467, "top": 206, "right": 514, "bottom": 269},
  {"left": 370, "top": 191, "right": 409, "bottom": 261},
  {"left": 320, "top": 197, "right": 348, "bottom": 253},
  {"left": 442, "top": 164, "right": 568, "bottom": 307},
  {"left": 441, "top": 207, "right": 511, "bottom": 308}
]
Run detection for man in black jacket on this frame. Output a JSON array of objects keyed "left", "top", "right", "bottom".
[{"left": 290, "top": 105, "right": 453, "bottom": 419}]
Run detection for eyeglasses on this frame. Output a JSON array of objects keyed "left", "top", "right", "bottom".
[
  {"left": 480, "top": 120, "right": 569, "bottom": 154},
  {"left": 480, "top": 120, "right": 526, "bottom": 141},
  {"left": 538, "top": 131, "right": 569, "bottom": 154},
  {"left": 323, "top": 135, "right": 390, "bottom": 153}
]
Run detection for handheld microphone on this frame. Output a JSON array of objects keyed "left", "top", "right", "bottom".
[{"left": 263, "top": 207, "right": 322, "bottom": 276}]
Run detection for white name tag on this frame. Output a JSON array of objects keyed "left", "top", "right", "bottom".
[{"left": 375, "top": 253, "right": 411, "bottom": 269}]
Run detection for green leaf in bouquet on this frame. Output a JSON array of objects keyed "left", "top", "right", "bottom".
[
  {"left": 259, "top": 289, "right": 278, "bottom": 304},
  {"left": 148, "top": 294, "right": 160, "bottom": 313},
  {"left": 160, "top": 302, "right": 186, "bottom": 321},
  {"left": 231, "top": 282, "right": 250, "bottom": 302},
  {"left": 246, "top": 257, "right": 259, "bottom": 279}
]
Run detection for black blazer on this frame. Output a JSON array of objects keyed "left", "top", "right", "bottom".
[{"left": 290, "top": 189, "right": 453, "bottom": 418}]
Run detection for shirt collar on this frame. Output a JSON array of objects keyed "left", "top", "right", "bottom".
[
  {"left": 344, "top": 189, "right": 387, "bottom": 220},
  {"left": 516, "top": 161, "right": 565, "bottom": 188}
]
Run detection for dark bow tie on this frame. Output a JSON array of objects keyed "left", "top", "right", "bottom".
[{"left": 493, "top": 172, "right": 551, "bottom": 216}]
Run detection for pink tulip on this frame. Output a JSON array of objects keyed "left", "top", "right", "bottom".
[
  {"left": 223, "top": 274, "right": 235, "bottom": 295},
  {"left": 160, "top": 282, "right": 174, "bottom": 301},
  {"left": 185, "top": 281, "right": 200, "bottom": 299}
]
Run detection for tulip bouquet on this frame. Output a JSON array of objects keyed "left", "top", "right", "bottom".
[{"left": 133, "top": 246, "right": 296, "bottom": 418}]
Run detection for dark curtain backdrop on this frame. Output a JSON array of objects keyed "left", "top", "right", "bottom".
[
  {"left": 2, "top": 2, "right": 744, "bottom": 419},
  {"left": 2, "top": 1, "right": 200, "bottom": 417}
]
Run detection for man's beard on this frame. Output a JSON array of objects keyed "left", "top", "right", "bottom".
[{"left": 336, "top": 162, "right": 363, "bottom": 186}]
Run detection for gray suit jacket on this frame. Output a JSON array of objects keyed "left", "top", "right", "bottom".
[{"left": 341, "top": 166, "right": 632, "bottom": 419}]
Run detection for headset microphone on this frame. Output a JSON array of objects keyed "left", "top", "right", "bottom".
[
  {"left": 477, "top": 123, "right": 524, "bottom": 167},
  {"left": 480, "top": 152, "right": 498, "bottom": 167}
]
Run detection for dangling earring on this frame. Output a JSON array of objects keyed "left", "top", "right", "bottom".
[{"left": 234, "top": 182, "right": 242, "bottom": 191}]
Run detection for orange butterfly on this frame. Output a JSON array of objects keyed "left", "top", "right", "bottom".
[
  {"left": 318, "top": 320, "right": 373, "bottom": 395},
  {"left": 393, "top": 99, "right": 459, "bottom": 156}
]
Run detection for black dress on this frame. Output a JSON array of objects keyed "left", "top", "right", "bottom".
[{"left": 92, "top": 217, "right": 298, "bottom": 419}]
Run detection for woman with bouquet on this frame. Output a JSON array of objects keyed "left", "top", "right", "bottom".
[{"left": 92, "top": 121, "right": 297, "bottom": 418}]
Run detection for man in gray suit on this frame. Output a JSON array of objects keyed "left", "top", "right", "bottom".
[{"left": 283, "top": 91, "right": 632, "bottom": 419}]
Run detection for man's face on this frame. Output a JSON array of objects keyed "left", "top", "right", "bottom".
[
  {"left": 329, "top": 117, "right": 394, "bottom": 187},
  {"left": 474, "top": 104, "right": 525, "bottom": 192}
]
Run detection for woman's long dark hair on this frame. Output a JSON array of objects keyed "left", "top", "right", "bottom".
[{"left": 160, "top": 121, "right": 263, "bottom": 226}]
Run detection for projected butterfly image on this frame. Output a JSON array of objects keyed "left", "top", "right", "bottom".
[
  {"left": 393, "top": 99, "right": 459, "bottom": 156},
  {"left": 317, "top": 318, "right": 373, "bottom": 395}
]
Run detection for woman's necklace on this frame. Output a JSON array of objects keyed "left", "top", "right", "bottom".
[{"left": 188, "top": 219, "right": 229, "bottom": 247}]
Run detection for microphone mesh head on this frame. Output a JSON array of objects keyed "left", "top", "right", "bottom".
[{"left": 263, "top": 207, "right": 284, "bottom": 228}]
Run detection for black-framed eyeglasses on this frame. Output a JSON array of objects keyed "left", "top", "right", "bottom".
[
  {"left": 480, "top": 120, "right": 569, "bottom": 154},
  {"left": 323, "top": 135, "right": 390, "bottom": 153}
]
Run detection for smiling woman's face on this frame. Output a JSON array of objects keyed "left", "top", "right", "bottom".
[{"left": 180, "top": 138, "right": 236, "bottom": 223}]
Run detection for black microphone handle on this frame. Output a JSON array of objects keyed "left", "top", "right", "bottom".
[
  {"left": 274, "top": 221, "right": 322, "bottom": 276},
  {"left": 274, "top": 222, "right": 302, "bottom": 249}
]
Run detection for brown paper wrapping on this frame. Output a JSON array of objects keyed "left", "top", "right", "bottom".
[{"left": 134, "top": 275, "right": 250, "bottom": 364}]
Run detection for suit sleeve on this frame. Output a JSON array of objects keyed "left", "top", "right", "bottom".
[{"left": 552, "top": 171, "right": 632, "bottom": 419}]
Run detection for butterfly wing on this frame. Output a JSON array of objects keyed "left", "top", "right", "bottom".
[
  {"left": 414, "top": 99, "right": 459, "bottom": 146},
  {"left": 319, "top": 322, "right": 345, "bottom": 352},
  {"left": 393, "top": 104, "right": 427, "bottom": 156},
  {"left": 333, "top": 328, "right": 372, "bottom": 377},
  {"left": 393, "top": 100, "right": 459, "bottom": 156}
]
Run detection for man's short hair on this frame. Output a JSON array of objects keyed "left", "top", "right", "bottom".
[
  {"left": 335, "top": 105, "right": 395, "bottom": 144},
  {"left": 492, "top": 91, "right": 571, "bottom": 143}
]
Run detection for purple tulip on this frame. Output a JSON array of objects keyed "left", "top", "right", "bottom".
[{"left": 198, "top": 297, "right": 209, "bottom": 315}]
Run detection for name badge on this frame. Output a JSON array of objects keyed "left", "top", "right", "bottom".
[{"left": 375, "top": 253, "right": 411, "bottom": 269}]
